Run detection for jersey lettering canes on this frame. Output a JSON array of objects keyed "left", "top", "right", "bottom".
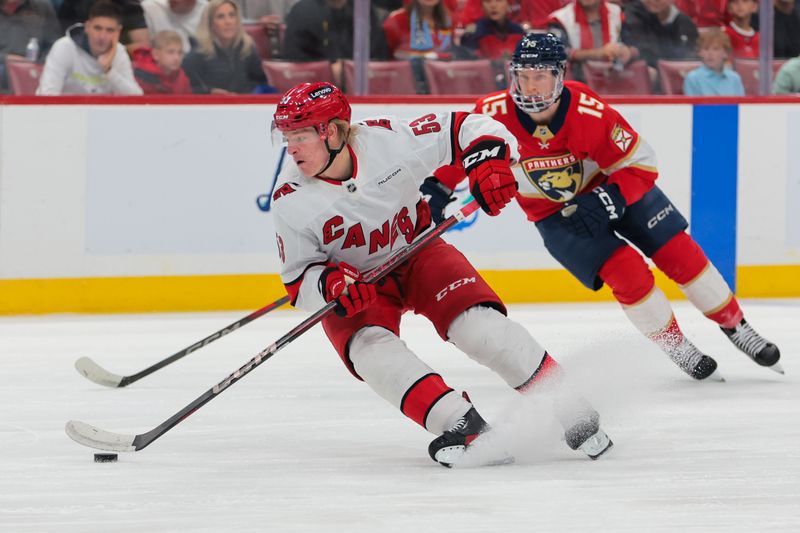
[{"left": 271, "top": 111, "right": 520, "bottom": 313}]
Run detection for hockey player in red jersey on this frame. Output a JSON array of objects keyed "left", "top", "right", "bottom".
[
  {"left": 432, "top": 33, "right": 782, "bottom": 380},
  {"left": 271, "top": 81, "right": 613, "bottom": 466}
]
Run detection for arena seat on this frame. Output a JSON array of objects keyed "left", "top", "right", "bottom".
[
  {"left": 657, "top": 60, "right": 703, "bottom": 95},
  {"left": 734, "top": 59, "right": 788, "bottom": 96},
  {"left": 243, "top": 23, "right": 271, "bottom": 60},
  {"left": 423, "top": 59, "right": 497, "bottom": 95},
  {"left": 261, "top": 60, "right": 334, "bottom": 93},
  {"left": 583, "top": 60, "right": 652, "bottom": 95},
  {"left": 343, "top": 60, "right": 417, "bottom": 95},
  {"left": 6, "top": 59, "right": 43, "bottom": 95}
]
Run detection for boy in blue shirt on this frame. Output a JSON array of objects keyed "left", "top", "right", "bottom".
[{"left": 684, "top": 28, "right": 745, "bottom": 96}]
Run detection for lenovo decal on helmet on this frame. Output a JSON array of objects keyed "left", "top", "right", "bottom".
[
  {"left": 509, "top": 33, "right": 568, "bottom": 114},
  {"left": 273, "top": 82, "right": 352, "bottom": 135}
]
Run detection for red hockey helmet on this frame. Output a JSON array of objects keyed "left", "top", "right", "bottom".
[{"left": 273, "top": 82, "right": 352, "bottom": 134}]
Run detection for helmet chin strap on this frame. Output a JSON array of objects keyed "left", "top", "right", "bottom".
[{"left": 315, "top": 137, "right": 347, "bottom": 177}]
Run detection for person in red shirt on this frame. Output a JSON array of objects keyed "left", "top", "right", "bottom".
[
  {"left": 432, "top": 33, "right": 783, "bottom": 380},
  {"left": 383, "top": 0, "right": 454, "bottom": 59},
  {"left": 674, "top": 0, "right": 727, "bottom": 28},
  {"left": 724, "top": 0, "right": 759, "bottom": 59},
  {"left": 460, "top": 0, "right": 525, "bottom": 60},
  {"left": 132, "top": 29, "right": 191, "bottom": 94}
]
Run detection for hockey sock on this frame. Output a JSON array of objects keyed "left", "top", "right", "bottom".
[
  {"left": 348, "top": 326, "right": 470, "bottom": 434},
  {"left": 447, "top": 305, "right": 546, "bottom": 389},
  {"left": 651, "top": 232, "right": 743, "bottom": 328}
]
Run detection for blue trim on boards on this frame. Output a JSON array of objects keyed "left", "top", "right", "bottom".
[{"left": 691, "top": 104, "right": 738, "bottom": 291}]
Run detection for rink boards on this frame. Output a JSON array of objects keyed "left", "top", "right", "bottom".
[{"left": 0, "top": 96, "right": 798, "bottom": 313}]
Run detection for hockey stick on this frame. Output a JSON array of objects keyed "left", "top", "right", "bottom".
[
  {"left": 74, "top": 296, "right": 291, "bottom": 388},
  {"left": 65, "top": 199, "right": 481, "bottom": 453}
]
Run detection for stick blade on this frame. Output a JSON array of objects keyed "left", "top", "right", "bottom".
[
  {"left": 74, "top": 357, "right": 125, "bottom": 388},
  {"left": 65, "top": 420, "right": 137, "bottom": 452}
]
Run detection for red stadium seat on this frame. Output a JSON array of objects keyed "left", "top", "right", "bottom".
[
  {"left": 583, "top": 60, "right": 653, "bottom": 95},
  {"left": 657, "top": 60, "right": 703, "bottom": 95},
  {"left": 6, "top": 59, "right": 43, "bottom": 95},
  {"left": 261, "top": 60, "right": 334, "bottom": 93},
  {"left": 733, "top": 59, "right": 788, "bottom": 96},
  {"left": 423, "top": 59, "right": 497, "bottom": 95},
  {"left": 243, "top": 23, "right": 271, "bottom": 60},
  {"left": 343, "top": 60, "right": 417, "bottom": 95}
]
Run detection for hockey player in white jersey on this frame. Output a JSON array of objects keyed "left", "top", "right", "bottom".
[{"left": 271, "top": 81, "right": 612, "bottom": 466}]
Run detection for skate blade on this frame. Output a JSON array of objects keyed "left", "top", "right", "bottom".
[
  {"left": 701, "top": 369, "right": 725, "bottom": 382},
  {"left": 767, "top": 362, "right": 785, "bottom": 375}
]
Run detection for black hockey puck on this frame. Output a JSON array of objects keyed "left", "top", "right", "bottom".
[{"left": 94, "top": 453, "right": 118, "bottom": 463}]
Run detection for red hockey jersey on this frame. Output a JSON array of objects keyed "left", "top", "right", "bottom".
[{"left": 435, "top": 81, "right": 658, "bottom": 222}]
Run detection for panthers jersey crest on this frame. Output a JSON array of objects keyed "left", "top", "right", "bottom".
[{"left": 522, "top": 153, "right": 584, "bottom": 202}]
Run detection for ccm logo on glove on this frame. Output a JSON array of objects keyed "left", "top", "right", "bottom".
[{"left": 462, "top": 136, "right": 517, "bottom": 217}]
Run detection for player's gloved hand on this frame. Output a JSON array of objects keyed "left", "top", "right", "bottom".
[
  {"left": 419, "top": 176, "right": 456, "bottom": 225},
  {"left": 560, "top": 183, "right": 626, "bottom": 238},
  {"left": 461, "top": 136, "right": 517, "bottom": 216},
  {"left": 318, "top": 262, "right": 377, "bottom": 318}
]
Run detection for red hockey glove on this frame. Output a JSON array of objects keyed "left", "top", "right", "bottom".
[
  {"left": 560, "top": 184, "right": 627, "bottom": 238},
  {"left": 461, "top": 137, "right": 517, "bottom": 216},
  {"left": 318, "top": 262, "right": 377, "bottom": 318}
]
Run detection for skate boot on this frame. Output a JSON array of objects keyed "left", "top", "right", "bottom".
[
  {"left": 666, "top": 336, "right": 724, "bottom": 381},
  {"left": 428, "top": 407, "right": 509, "bottom": 467},
  {"left": 562, "top": 409, "right": 614, "bottom": 460},
  {"left": 721, "top": 319, "right": 783, "bottom": 374}
]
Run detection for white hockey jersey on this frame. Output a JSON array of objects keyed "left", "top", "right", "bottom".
[{"left": 271, "top": 111, "right": 519, "bottom": 312}]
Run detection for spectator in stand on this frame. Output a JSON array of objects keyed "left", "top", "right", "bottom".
[
  {"left": 454, "top": 0, "right": 533, "bottom": 31},
  {"left": 383, "top": 0, "right": 453, "bottom": 60},
  {"left": 773, "top": 0, "right": 800, "bottom": 59},
  {"left": 724, "top": 0, "right": 758, "bottom": 59},
  {"left": 58, "top": 0, "right": 150, "bottom": 52},
  {"left": 282, "top": 0, "right": 389, "bottom": 61},
  {"left": 132, "top": 28, "right": 190, "bottom": 93},
  {"left": 683, "top": 27, "right": 744, "bottom": 95},
  {"left": 548, "top": 0, "right": 634, "bottom": 81},
  {"left": 1, "top": 0, "right": 62, "bottom": 90},
  {"left": 773, "top": 53, "right": 800, "bottom": 93},
  {"left": 141, "top": 0, "right": 206, "bottom": 53},
  {"left": 623, "top": 0, "right": 698, "bottom": 75},
  {"left": 460, "top": 0, "right": 524, "bottom": 60},
  {"left": 38, "top": 0, "right": 142, "bottom": 94},
  {"left": 240, "top": 0, "right": 299, "bottom": 31},
  {"left": 674, "top": 0, "right": 726, "bottom": 28},
  {"left": 182, "top": 0, "right": 272, "bottom": 93}
]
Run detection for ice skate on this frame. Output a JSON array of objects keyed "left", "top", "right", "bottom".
[
  {"left": 562, "top": 410, "right": 614, "bottom": 460},
  {"left": 721, "top": 319, "right": 783, "bottom": 374},
  {"left": 428, "top": 407, "right": 511, "bottom": 468},
  {"left": 665, "top": 336, "right": 724, "bottom": 381}
]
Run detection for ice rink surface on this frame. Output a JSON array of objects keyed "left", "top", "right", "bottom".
[{"left": 1, "top": 300, "right": 798, "bottom": 532}]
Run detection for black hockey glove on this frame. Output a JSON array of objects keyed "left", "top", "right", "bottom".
[
  {"left": 420, "top": 177, "right": 456, "bottom": 225},
  {"left": 560, "top": 184, "right": 626, "bottom": 238}
]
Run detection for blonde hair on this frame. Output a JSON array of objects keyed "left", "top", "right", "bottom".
[
  {"left": 195, "top": 0, "right": 254, "bottom": 59},
  {"left": 697, "top": 27, "right": 732, "bottom": 53},
  {"left": 153, "top": 29, "right": 183, "bottom": 50}
]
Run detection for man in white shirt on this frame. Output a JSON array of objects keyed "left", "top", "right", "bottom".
[
  {"left": 141, "top": 0, "right": 207, "bottom": 53},
  {"left": 37, "top": 0, "right": 142, "bottom": 95}
]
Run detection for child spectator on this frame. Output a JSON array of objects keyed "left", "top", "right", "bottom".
[
  {"left": 181, "top": 0, "right": 270, "bottom": 93},
  {"left": 460, "top": 0, "right": 524, "bottom": 60},
  {"left": 549, "top": 0, "right": 634, "bottom": 81},
  {"left": 132, "top": 29, "right": 190, "bottom": 93},
  {"left": 683, "top": 27, "right": 744, "bottom": 95},
  {"left": 724, "top": 0, "right": 758, "bottom": 59},
  {"left": 37, "top": 0, "right": 143, "bottom": 94},
  {"left": 383, "top": 0, "right": 453, "bottom": 60}
]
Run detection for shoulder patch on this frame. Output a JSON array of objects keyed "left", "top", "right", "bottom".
[
  {"left": 361, "top": 118, "right": 393, "bottom": 131},
  {"left": 272, "top": 182, "right": 299, "bottom": 202},
  {"left": 610, "top": 124, "right": 633, "bottom": 152}
]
